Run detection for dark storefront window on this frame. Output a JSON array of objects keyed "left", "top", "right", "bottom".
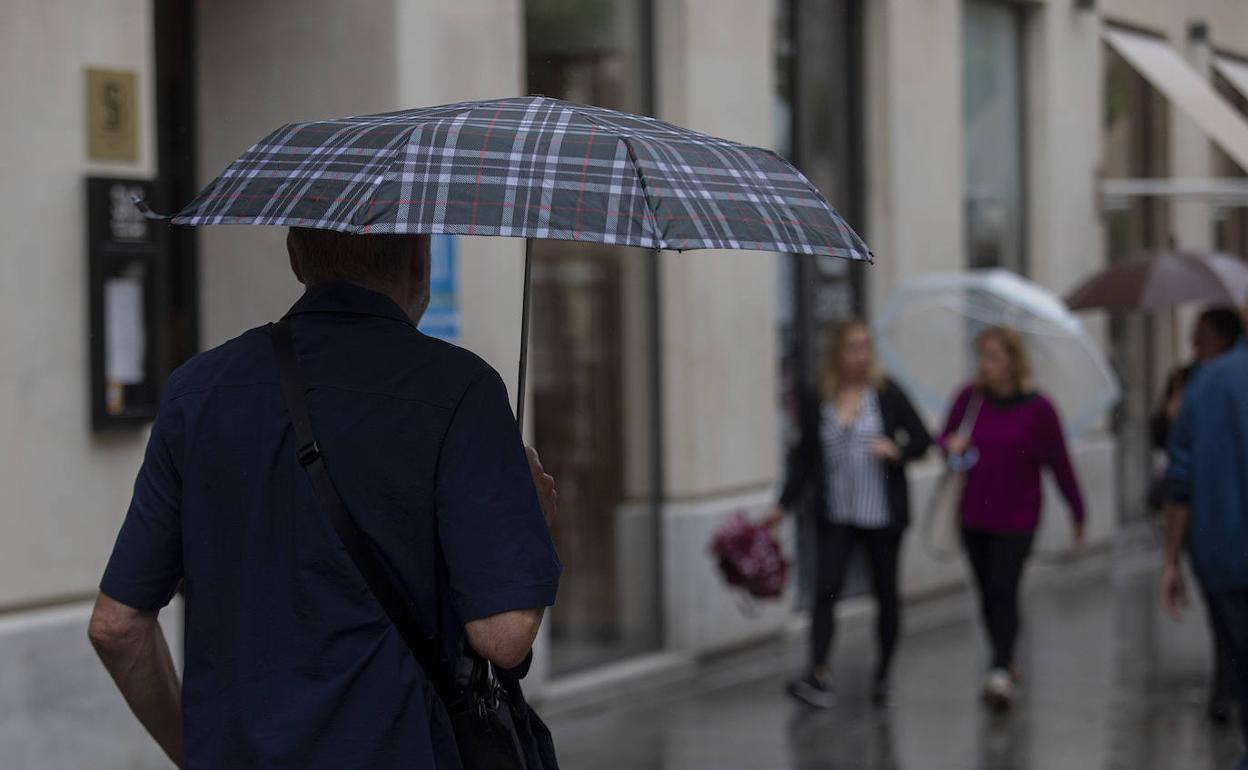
[
  {"left": 525, "top": 0, "right": 661, "bottom": 675},
  {"left": 963, "top": 0, "right": 1026, "bottom": 273},
  {"left": 775, "top": 0, "right": 865, "bottom": 601},
  {"left": 774, "top": 0, "right": 865, "bottom": 410}
]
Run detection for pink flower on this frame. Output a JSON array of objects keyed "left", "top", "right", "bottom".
[{"left": 708, "top": 512, "right": 789, "bottom": 599}]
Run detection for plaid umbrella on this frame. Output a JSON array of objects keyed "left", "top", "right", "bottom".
[
  {"left": 170, "top": 96, "right": 870, "bottom": 260},
  {"left": 150, "top": 96, "right": 871, "bottom": 426}
]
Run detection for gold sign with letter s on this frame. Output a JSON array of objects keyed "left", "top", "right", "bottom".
[{"left": 85, "top": 68, "right": 138, "bottom": 162}]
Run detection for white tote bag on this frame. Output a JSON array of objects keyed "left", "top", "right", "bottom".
[{"left": 920, "top": 393, "right": 984, "bottom": 561}]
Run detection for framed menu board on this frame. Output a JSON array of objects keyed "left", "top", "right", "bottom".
[{"left": 87, "top": 177, "right": 164, "bottom": 430}]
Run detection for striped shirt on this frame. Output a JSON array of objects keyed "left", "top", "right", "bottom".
[{"left": 820, "top": 389, "right": 891, "bottom": 529}]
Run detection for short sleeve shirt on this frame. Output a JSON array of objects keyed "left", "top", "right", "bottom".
[{"left": 99, "top": 282, "right": 562, "bottom": 770}]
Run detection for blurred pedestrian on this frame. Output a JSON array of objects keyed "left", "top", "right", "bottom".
[
  {"left": 88, "top": 229, "right": 562, "bottom": 769},
  {"left": 1151, "top": 307, "right": 1244, "bottom": 455},
  {"left": 1151, "top": 306, "right": 1243, "bottom": 723},
  {"left": 939, "top": 326, "right": 1085, "bottom": 711},
  {"left": 768, "top": 319, "right": 932, "bottom": 708},
  {"left": 1162, "top": 302, "right": 1248, "bottom": 770}
]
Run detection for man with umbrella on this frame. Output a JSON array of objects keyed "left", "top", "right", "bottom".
[
  {"left": 1162, "top": 297, "right": 1248, "bottom": 770},
  {"left": 84, "top": 97, "right": 869, "bottom": 769},
  {"left": 88, "top": 227, "right": 562, "bottom": 769}
]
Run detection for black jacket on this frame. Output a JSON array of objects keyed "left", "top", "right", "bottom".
[
  {"left": 1150, "top": 364, "right": 1194, "bottom": 451},
  {"left": 779, "top": 378, "right": 932, "bottom": 531}
]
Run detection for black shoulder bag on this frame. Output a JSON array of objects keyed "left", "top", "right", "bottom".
[{"left": 270, "top": 319, "right": 558, "bottom": 770}]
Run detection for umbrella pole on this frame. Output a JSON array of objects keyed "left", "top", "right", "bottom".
[{"left": 516, "top": 237, "right": 534, "bottom": 432}]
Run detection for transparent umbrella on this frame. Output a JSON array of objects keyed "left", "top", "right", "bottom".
[{"left": 873, "top": 270, "right": 1121, "bottom": 437}]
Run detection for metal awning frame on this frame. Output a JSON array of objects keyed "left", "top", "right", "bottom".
[{"left": 1099, "top": 176, "right": 1248, "bottom": 210}]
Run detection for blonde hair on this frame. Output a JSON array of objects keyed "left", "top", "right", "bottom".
[
  {"left": 976, "top": 326, "right": 1034, "bottom": 393},
  {"left": 819, "top": 319, "right": 884, "bottom": 401}
]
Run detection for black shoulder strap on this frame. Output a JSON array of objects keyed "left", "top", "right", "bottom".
[{"left": 269, "top": 319, "right": 460, "bottom": 704}]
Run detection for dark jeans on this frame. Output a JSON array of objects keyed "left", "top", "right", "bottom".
[
  {"left": 1197, "top": 576, "right": 1238, "bottom": 706},
  {"left": 1206, "top": 589, "right": 1248, "bottom": 761},
  {"left": 961, "top": 528, "right": 1035, "bottom": 671},
  {"left": 809, "top": 519, "right": 903, "bottom": 683}
]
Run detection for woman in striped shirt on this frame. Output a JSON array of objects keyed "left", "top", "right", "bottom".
[{"left": 768, "top": 320, "right": 932, "bottom": 708}]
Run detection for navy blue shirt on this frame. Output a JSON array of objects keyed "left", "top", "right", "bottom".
[
  {"left": 100, "top": 282, "right": 561, "bottom": 769},
  {"left": 1167, "top": 338, "right": 1248, "bottom": 590}
]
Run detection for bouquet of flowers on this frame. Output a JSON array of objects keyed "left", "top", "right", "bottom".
[{"left": 708, "top": 511, "right": 789, "bottom": 600}]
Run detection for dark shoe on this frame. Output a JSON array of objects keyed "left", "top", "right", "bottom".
[
  {"left": 1209, "top": 698, "right": 1232, "bottom": 725},
  {"left": 787, "top": 673, "right": 836, "bottom": 709},
  {"left": 871, "top": 681, "right": 891, "bottom": 709}
]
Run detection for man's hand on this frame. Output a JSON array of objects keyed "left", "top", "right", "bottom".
[
  {"left": 526, "top": 447, "right": 557, "bottom": 526},
  {"left": 1160, "top": 562, "right": 1189, "bottom": 621},
  {"left": 1161, "top": 503, "right": 1192, "bottom": 621}
]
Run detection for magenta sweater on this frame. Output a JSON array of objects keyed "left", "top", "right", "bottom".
[{"left": 939, "top": 385, "right": 1086, "bottom": 534}]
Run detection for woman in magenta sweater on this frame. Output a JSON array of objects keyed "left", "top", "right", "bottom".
[{"left": 939, "top": 326, "right": 1086, "bottom": 710}]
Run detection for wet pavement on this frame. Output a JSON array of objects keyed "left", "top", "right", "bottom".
[{"left": 547, "top": 530, "right": 1245, "bottom": 769}]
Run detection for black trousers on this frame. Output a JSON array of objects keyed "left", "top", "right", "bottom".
[
  {"left": 1206, "top": 589, "right": 1248, "bottom": 755},
  {"left": 809, "top": 519, "right": 903, "bottom": 682},
  {"left": 961, "top": 528, "right": 1035, "bottom": 671},
  {"left": 1196, "top": 571, "right": 1238, "bottom": 705}
]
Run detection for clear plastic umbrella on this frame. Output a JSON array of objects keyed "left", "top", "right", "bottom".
[{"left": 873, "top": 270, "right": 1121, "bottom": 437}]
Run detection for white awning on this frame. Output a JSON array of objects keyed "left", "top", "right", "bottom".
[
  {"left": 1214, "top": 54, "right": 1248, "bottom": 104},
  {"left": 1104, "top": 26, "right": 1248, "bottom": 172}
]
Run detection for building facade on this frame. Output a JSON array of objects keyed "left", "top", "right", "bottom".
[{"left": 3, "top": 0, "right": 1247, "bottom": 764}]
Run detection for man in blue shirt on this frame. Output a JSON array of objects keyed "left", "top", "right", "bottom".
[
  {"left": 1163, "top": 306, "right": 1248, "bottom": 770},
  {"left": 88, "top": 228, "right": 562, "bottom": 769}
]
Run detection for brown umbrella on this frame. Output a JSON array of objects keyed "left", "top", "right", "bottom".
[
  {"left": 1065, "top": 250, "right": 1248, "bottom": 312},
  {"left": 1066, "top": 250, "right": 1248, "bottom": 365}
]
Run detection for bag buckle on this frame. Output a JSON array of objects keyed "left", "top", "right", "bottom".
[{"left": 297, "top": 441, "right": 321, "bottom": 467}]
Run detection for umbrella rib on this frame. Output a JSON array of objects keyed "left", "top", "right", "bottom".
[
  {"left": 614, "top": 135, "right": 666, "bottom": 248},
  {"left": 565, "top": 108, "right": 666, "bottom": 248},
  {"left": 785, "top": 154, "right": 871, "bottom": 263}
]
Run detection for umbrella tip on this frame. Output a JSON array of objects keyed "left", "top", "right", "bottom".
[{"left": 131, "top": 195, "right": 171, "bottom": 221}]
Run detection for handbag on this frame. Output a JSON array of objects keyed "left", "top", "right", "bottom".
[
  {"left": 920, "top": 391, "right": 984, "bottom": 561},
  {"left": 270, "top": 319, "right": 557, "bottom": 770}
]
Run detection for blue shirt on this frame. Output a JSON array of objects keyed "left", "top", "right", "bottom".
[
  {"left": 100, "top": 282, "right": 562, "bottom": 769},
  {"left": 1167, "top": 338, "right": 1248, "bottom": 590}
]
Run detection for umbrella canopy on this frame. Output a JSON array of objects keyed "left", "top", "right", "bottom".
[
  {"left": 874, "top": 270, "right": 1121, "bottom": 438},
  {"left": 169, "top": 96, "right": 870, "bottom": 261},
  {"left": 153, "top": 96, "right": 871, "bottom": 429},
  {"left": 1066, "top": 251, "right": 1248, "bottom": 312}
]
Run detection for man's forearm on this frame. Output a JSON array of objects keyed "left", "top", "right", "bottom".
[
  {"left": 465, "top": 607, "right": 545, "bottom": 669},
  {"left": 1163, "top": 502, "right": 1192, "bottom": 568},
  {"left": 91, "top": 611, "right": 184, "bottom": 767}
]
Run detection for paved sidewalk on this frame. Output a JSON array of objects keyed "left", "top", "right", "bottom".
[{"left": 547, "top": 533, "right": 1244, "bottom": 769}]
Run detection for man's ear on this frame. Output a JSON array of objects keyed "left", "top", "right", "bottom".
[
  {"left": 287, "top": 230, "right": 305, "bottom": 285},
  {"left": 410, "top": 234, "right": 432, "bottom": 287}
]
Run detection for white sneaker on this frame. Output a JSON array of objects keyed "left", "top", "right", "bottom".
[{"left": 983, "top": 669, "right": 1014, "bottom": 711}]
